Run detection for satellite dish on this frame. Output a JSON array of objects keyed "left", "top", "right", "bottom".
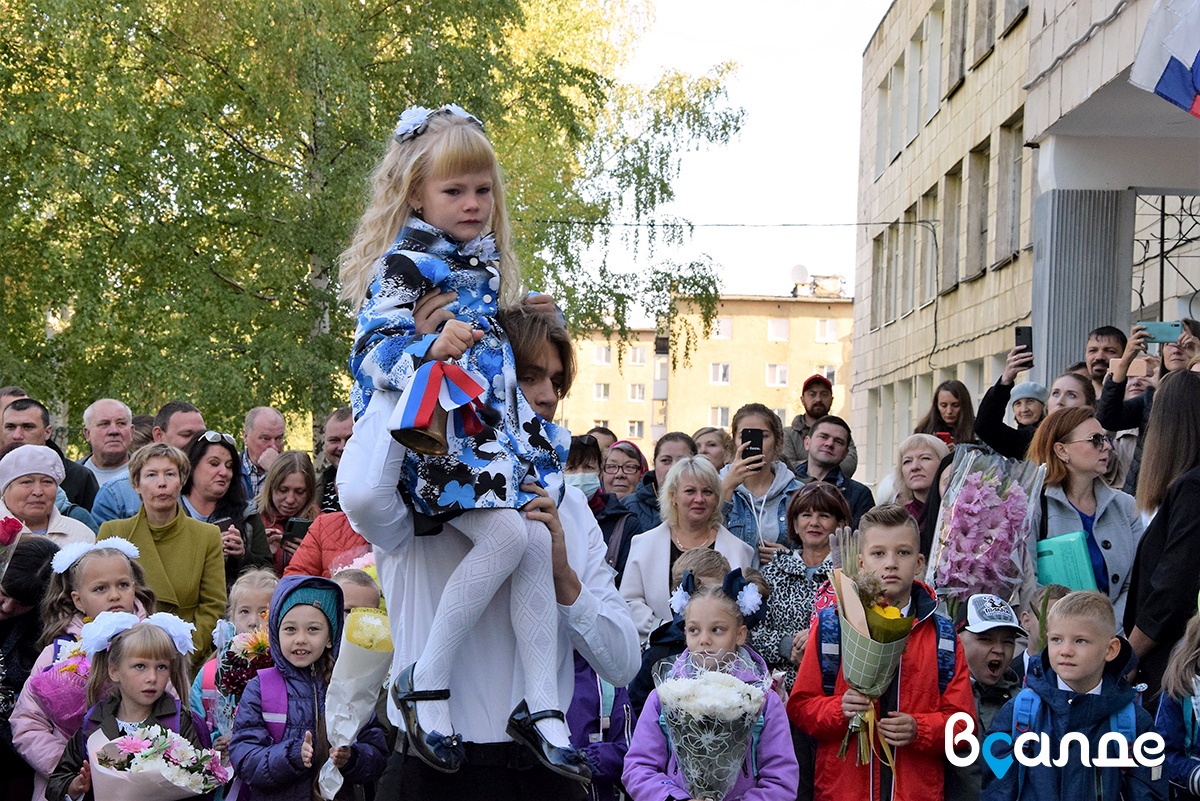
[{"left": 791, "top": 264, "right": 809, "bottom": 284}]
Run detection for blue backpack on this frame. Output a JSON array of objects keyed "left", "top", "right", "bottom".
[
  {"left": 1009, "top": 686, "right": 1138, "bottom": 795},
  {"left": 815, "top": 606, "right": 958, "bottom": 695}
]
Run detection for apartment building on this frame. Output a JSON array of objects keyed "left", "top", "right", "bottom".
[{"left": 559, "top": 290, "right": 853, "bottom": 450}]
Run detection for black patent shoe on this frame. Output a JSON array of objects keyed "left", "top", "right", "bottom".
[
  {"left": 505, "top": 700, "right": 592, "bottom": 784},
  {"left": 391, "top": 662, "right": 465, "bottom": 773}
]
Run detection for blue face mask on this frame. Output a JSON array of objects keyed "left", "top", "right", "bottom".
[{"left": 564, "top": 471, "right": 601, "bottom": 498}]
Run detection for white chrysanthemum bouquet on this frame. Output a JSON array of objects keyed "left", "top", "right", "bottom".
[{"left": 652, "top": 649, "right": 768, "bottom": 801}]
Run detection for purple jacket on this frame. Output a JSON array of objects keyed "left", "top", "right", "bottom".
[
  {"left": 622, "top": 648, "right": 799, "bottom": 801},
  {"left": 567, "top": 650, "right": 633, "bottom": 801},
  {"left": 228, "top": 575, "right": 388, "bottom": 801}
]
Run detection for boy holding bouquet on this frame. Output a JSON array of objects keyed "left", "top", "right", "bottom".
[{"left": 788, "top": 504, "right": 975, "bottom": 801}]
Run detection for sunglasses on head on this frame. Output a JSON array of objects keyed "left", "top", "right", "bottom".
[
  {"left": 571, "top": 434, "right": 598, "bottom": 447},
  {"left": 200, "top": 431, "right": 236, "bottom": 447}
]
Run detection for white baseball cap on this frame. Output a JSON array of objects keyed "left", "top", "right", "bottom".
[{"left": 962, "top": 593, "right": 1027, "bottom": 637}]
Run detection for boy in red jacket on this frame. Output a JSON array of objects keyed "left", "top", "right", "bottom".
[{"left": 788, "top": 504, "right": 975, "bottom": 801}]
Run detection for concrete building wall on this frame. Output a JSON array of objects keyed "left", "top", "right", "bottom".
[
  {"left": 855, "top": 0, "right": 1035, "bottom": 487},
  {"left": 557, "top": 329, "right": 658, "bottom": 450}
]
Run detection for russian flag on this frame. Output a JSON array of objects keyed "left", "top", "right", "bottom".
[{"left": 1130, "top": 0, "right": 1200, "bottom": 118}]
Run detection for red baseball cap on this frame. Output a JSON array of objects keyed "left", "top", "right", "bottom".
[{"left": 803, "top": 374, "right": 833, "bottom": 392}]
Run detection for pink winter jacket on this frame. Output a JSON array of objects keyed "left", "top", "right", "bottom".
[{"left": 10, "top": 615, "right": 84, "bottom": 801}]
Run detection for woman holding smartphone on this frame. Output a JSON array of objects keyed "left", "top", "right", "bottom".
[
  {"left": 181, "top": 430, "right": 273, "bottom": 586},
  {"left": 720, "top": 403, "right": 802, "bottom": 564},
  {"left": 245, "top": 450, "right": 320, "bottom": 575}
]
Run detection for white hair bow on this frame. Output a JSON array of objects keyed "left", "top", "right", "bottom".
[
  {"left": 80, "top": 610, "right": 196, "bottom": 658},
  {"left": 52, "top": 538, "right": 140, "bottom": 575}
]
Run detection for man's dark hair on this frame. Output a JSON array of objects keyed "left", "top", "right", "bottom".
[
  {"left": 326, "top": 406, "right": 353, "bottom": 425},
  {"left": 153, "top": 401, "right": 200, "bottom": 433},
  {"left": 496, "top": 305, "right": 576, "bottom": 398},
  {"left": 0, "top": 386, "right": 27, "bottom": 400},
  {"left": 1064, "top": 360, "right": 1088, "bottom": 374},
  {"left": 1088, "top": 325, "right": 1128, "bottom": 351},
  {"left": 810, "top": 414, "right": 852, "bottom": 441},
  {"left": 5, "top": 397, "right": 50, "bottom": 427},
  {"left": 587, "top": 425, "right": 617, "bottom": 440}
]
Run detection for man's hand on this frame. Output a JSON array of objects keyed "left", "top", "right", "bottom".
[
  {"left": 522, "top": 293, "right": 558, "bottom": 316},
  {"left": 413, "top": 289, "right": 458, "bottom": 336},
  {"left": 428, "top": 319, "right": 482, "bottom": 362},
  {"left": 878, "top": 711, "right": 917, "bottom": 747},
  {"left": 521, "top": 481, "right": 581, "bottom": 605},
  {"left": 842, "top": 688, "right": 871, "bottom": 719}
]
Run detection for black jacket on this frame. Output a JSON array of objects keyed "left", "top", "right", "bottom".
[
  {"left": 1095, "top": 376, "right": 1154, "bottom": 495},
  {"left": 974, "top": 378, "right": 1039, "bottom": 459},
  {"left": 47, "top": 440, "right": 98, "bottom": 511},
  {"left": 1124, "top": 464, "right": 1200, "bottom": 699}
]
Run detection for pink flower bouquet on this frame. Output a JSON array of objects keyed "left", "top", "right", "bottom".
[
  {"left": 26, "top": 642, "right": 90, "bottom": 733},
  {"left": 88, "top": 722, "right": 230, "bottom": 800},
  {"left": 926, "top": 449, "right": 1045, "bottom": 618}
]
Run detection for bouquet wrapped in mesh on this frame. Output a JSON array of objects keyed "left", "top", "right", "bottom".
[
  {"left": 651, "top": 649, "right": 769, "bottom": 801},
  {"left": 25, "top": 641, "right": 89, "bottom": 733},
  {"left": 926, "top": 449, "right": 1044, "bottom": 619},
  {"left": 830, "top": 529, "right": 916, "bottom": 767},
  {"left": 213, "top": 626, "right": 273, "bottom": 737},
  {"left": 90, "top": 722, "right": 230, "bottom": 800}
]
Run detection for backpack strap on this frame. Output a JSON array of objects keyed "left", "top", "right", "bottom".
[
  {"left": 933, "top": 614, "right": 958, "bottom": 694},
  {"left": 748, "top": 711, "right": 766, "bottom": 777},
  {"left": 816, "top": 608, "right": 841, "bottom": 696},
  {"left": 1039, "top": 492, "right": 1048, "bottom": 541},
  {"left": 1011, "top": 687, "right": 1042, "bottom": 798},
  {"left": 200, "top": 659, "right": 220, "bottom": 728},
  {"left": 257, "top": 667, "right": 288, "bottom": 743}
]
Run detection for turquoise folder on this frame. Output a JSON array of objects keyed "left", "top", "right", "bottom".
[{"left": 1036, "top": 531, "right": 1099, "bottom": 591}]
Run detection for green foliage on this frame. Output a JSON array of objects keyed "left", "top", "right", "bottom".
[{"left": 0, "top": 0, "right": 739, "bottom": 446}]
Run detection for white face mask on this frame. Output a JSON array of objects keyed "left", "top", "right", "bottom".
[{"left": 564, "top": 472, "right": 601, "bottom": 498}]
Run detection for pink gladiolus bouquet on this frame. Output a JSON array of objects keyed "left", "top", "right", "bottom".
[
  {"left": 94, "top": 722, "right": 230, "bottom": 796},
  {"left": 926, "top": 449, "right": 1045, "bottom": 618},
  {"left": 26, "top": 641, "right": 90, "bottom": 732}
]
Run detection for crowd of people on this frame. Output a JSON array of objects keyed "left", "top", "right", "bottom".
[{"left": 4, "top": 101, "right": 1200, "bottom": 801}]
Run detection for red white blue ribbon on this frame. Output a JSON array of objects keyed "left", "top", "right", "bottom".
[{"left": 396, "top": 361, "right": 488, "bottom": 437}]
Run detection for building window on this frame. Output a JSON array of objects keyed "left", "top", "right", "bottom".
[
  {"left": 871, "top": 231, "right": 887, "bottom": 327},
  {"left": 816, "top": 320, "right": 838, "bottom": 343},
  {"left": 594, "top": 383, "right": 610, "bottom": 401},
  {"left": 889, "top": 59, "right": 904, "bottom": 162},
  {"left": 710, "top": 363, "right": 731, "bottom": 385},
  {"left": 967, "top": 139, "right": 991, "bottom": 276},
  {"left": 1002, "top": 0, "right": 1030, "bottom": 34},
  {"left": 906, "top": 33, "right": 923, "bottom": 144},
  {"left": 924, "top": 5, "right": 944, "bottom": 122},
  {"left": 593, "top": 419, "right": 609, "bottom": 429},
  {"left": 594, "top": 345, "right": 611, "bottom": 365},
  {"left": 628, "top": 420, "right": 644, "bottom": 439},
  {"left": 996, "top": 117, "right": 1024, "bottom": 259},
  {"left": 942, "top": 162, "right": 963, "bottom": 289},
  {"left": 630, "top": 346, "right": 647, "bottom": 365},
  {"left": 946, "top": 0, "right": 967, "bottom": 98},
  {"left": 766, "top": 364, "right": 789, "bottom": 387},
  {"left": 710, "top": 406, "right": 730, "bottom": 427},
  {"left": 875, "top": 77, "right": 890, "bottom": 178},
  {"left": 902, "top": 206, "right": 917, "bottom": 313},
  {"left": 972, "top": 0, "right": 996, "bottom": 66},
  {"left": 772, "top": 408, "right": 788, "bottom": 423},
  {"left": 767, "top": 318, "right": 788, "bottom": 341},
  {"left": 920, "top": 186, "right": 939, "bottom": 302},
  {"left": 818, "top": 364, "right": 837, "bottom": 384},
  {"left": 629, "top": 383, "right": 645, "bottom": 402},
  {"left": 711, "top": 317, "right": 732, "bottom": 339}
]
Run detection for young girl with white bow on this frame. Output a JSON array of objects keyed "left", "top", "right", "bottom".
[
  {"left": 11, "top": 538, "right": 156, "bottom": 801},
  {"left": 337, "top": 103, "right": 583, "bottom": 779},
  {"left": 46, "top": 612, "right": 207, "bottom": 801}
]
